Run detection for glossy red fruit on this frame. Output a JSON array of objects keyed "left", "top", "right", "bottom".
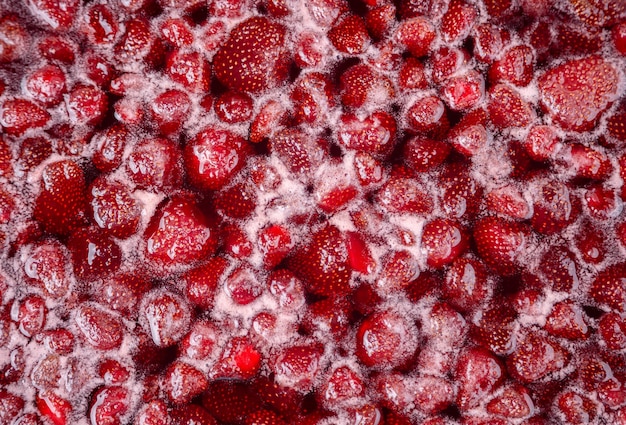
[
  {"left": 566, "top": 143, "right": 612, "bottom": 181},
  {"left": 555, "top": 391, "right": 598, "bottom": 424},
  {"left": 202, "top": 380, "right": 261, "bottom": 424},
  {"left": 33, "top": 160, "right": 87, "bottom": 236},
  {"left": 115, "top": 18, "right": 164, "bottom": 66},
  {"left": 244, "top": 409, "right": 286, "bottom": 425},
  {"left": 538, "top": 247, "right": 580, "bottom": 293},
  {"left": 599, "top": 312, "right": 626, "bottom": 351},
  {"left": 441, "top": 0, "right": 477, "bottom": 43},
  {"left": 185, "top": 128, "right": 248, "bottom": 191},
  {"left": 473, "top": 303, "right": 517, "bottom": 355},
  {"left": 421, "top": 218, "right": 469, "bottom": 268},
  {"left": 486, "top": 185, "right": 532, "bottom": 220},
  {"left": 213, "top": 17, "right": 288, "bottom": 93},
  {"left": 89, "top": 386, "right": 129, "bottom": 425},
  {"left": 539, "top": 56, "right": 619, "bottom": 131},
  {"left": 406, "top": 95, "right": 448, "bottom": 135},
  {"left": 488, "top": 84, "right": 535, "bottom": 128},
  {"left": 289, "top": 225, "right": 351, "bottom": 297},
  {"left": 67, "top": 84, "right": 108, "bottom": 126},
  {"left": 328, "top": 15, "right": 369, "bottom": 54},
  {"left": 356, "top": 309, "right": 419, "bottom": 369},
  {"left": 272, "top": 344, "right": 323, "bottom": 392},
  {"left": 394, "top": 16, "right": 436, "bottom": 57},
  {"left": 95, "top": 272, "right": 151, "bottom": 319},
  {"left": 164, "top": 361, "right": 208, "bottom": 405},
  {"left": 590, "top": 263, "right": 626, "bottom": 311},
  {"left": 474, "top": 216, "right": 529, "bottom": 276},
  {"left": 183, "top": 256, "right": 229, "bottom": 308},
  {"left": 441, "top": 70, "right": 485, "bottom": 111},
  {"left": 455, "top": 347, "right": 505, "bottom": 411},
  {"left": 215, "top": 91, "right": 254, "bottom": 124},
  {"left": 38, "top": 36, "right": 76, "bottom": 63},
  {"left": 171, "top": 404, "right": 216, "bottom": 425},
  {"left": 25, "top": 64, "right": 66, "bottom": 106},
  {"left": 126, "top": 137, "right": 183, "bottom": 192},
  {"left": 225, "top": 266, "right": 264, "bottom": 305},
  {"left": 531, "top": 179, "right": 579, "bottom": 235},
  {"left": 507, "top": 331, "right": 570, "bottom": 383},
  {"left": 249, "top": 100, "right": 287, "bottom": 143},
  {"left": 83, "top": 4, "right": 118, "bottom": 44},
  {"left": 214, "top": 336, "right": 262, "bottom": 379},
  {"left": 88, "top": 177, "right": 140, "bottom": 239},
  {"left": 270, "top": 128, "right": 323, "bottom": 176},
  {"left": 524, "top": 125, "right": 561, "bottom": 161},
  {"left": 489, "top": 45, "right": 534, "bottom": 87},
  {"left": 144, "top": 195, "right": 218, "bottom": 268},
  {"left": 0, "top": 16, "right": 29, "bottom": 62},
  {"left": 258, "top": 224, "right": 292, "bottom": 268},
  {"left": 37, "top": 391, "right": 71, "bottom": 425},
  {"left": 29, "top": 0, "right": 79, "bottom": 31},
  {"left": 139, "top": 290, "right": 191, "bottom": 347},
  {"left": 150, "top": 89, "right": 191, "bottom": 135},
  {"left": 98, "top": 359, "right": 130, "bottom": 385},
  {"left": 11, "top": 295, "right": 46, "bottom": 338},
  {"left": 339, "top": 64, "right": 394, "bottom": 109},
  {"left": 337, "top": 111, "right": 397, "bottom": 156},
  {"left": 398, "top": 57, "right": 428, "bottom": 91},
  {"left": 486, "top": 384, "right": 534, "bottom": 419},
  {"left": 376, "top": 176, "right": 434, "bottom": 215},
  {"left": 613, "top": 21, "right": 626, "bottom": 55},
  {"left": 68, "top": 227, "right": 122, "bottom": 280},
  {"left": 0, "top": 98, "right": 50, "bottom": 136},
  {"left": 443, "top": 257, "right": 490, "bottom": 312},
  {"left": 545, "top": 301, "right": 590, "bottom": 340},
  {"left": 74, "top": 303, "right": 124, "bottom": 350},
  {"left": 214, "top": 183, "right": 257, "bottom": 219},
  {"left": 431, "top": 46, "right": 469, "bottom": 83},
  {"left": 91, "top": 124, "right": 130, "bottom": 173},
  {"left": 473, "top": 24, "right": 510, "bottom": 63},
  {"left": 23, "top": 240, "right": 71, "bottom": 298},
  {"left": 166, "top": 50, "right": 210, "bottom": 93}
]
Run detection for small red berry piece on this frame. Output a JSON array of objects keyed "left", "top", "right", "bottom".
[
  {"left": 590, "top": 263, "right": 626, "bottom": 311},
  {"left": 127, "top": 137, "right": 183, "bottom": 192},
  {"left": 0, "top": 98, "right": 50, "bottom": 136},
  {"left": 11, "top": 295, "right": 46, "bottom": 338},
  {"left": 214, "top": 183, "right": 257, "bottom": 219},
  {"left": 37, "top": 391, "right": 71, "bottom": 425},
  {"left": 89, "top": 386, "right": 129, "bottom": 425},
  {"left": 115, "top": 18, "right": 164, "bottom": 66},
  {"left": 33, "top": 160, "right": 87, "bottom": 236},
  {"left": 356, "top": 309, "right": 419, "bottom": 369},
  {"left": 443, "top": 257, "right": 490, "bottom": 313},
  {"left": 486, "top": 384, "right": 535, "bottom": 419},
  {"left": 328, "top": 15, "right": 369, "bottom": 54},
  {"left": 249, "top": 100, "right": 287, "bottom": 143},
  {"left": 258, "top": 224, "right": 292, "bottom": 269},
  {"left": 180, "top": 320, "right": 218, "bottom": 360},
  {"left": 25, "top": 65, "right": 66, "bottom": 106},
  {"left": 95, "top": 272, "right": 151, "bottom": 319},
  {"left": 524, "top": 125, "right": 561, "bottom": 161},
  {"left": 151, "top": 89, "right": 191, "bottom": 135},
  {"left": 140, "top": 290, "right": 191, "bottom": 347},
  {"left": 488, "top": 84, "right": 535, "bottom": 129},
  {"left": 185, "top": 128, "right": 248, "bottom": 191},
  {"left": 555, "top": 391, "right": 598, "bottom": 424},
  {"left": 164, "top": 361, "right": 208, "bottom": 405},
  {"left": 74, "top": 303, "right": 124, "bottom": 350},
  {"left": 88, "top": 177, "right": 141, "bottom": 239},
  {"left": 183, "top": 256, "right": 229, "bottom": 308},
  {"left": 404, "top": 137, "right": 451, "bottom": 172},
  {"left": 398, "top": 57, "right": 428, "bottom": 91},
  {"left": 289, "top": 225, "right": 352, "bottom": 297},
  {"left": 319, "top": 365, "right": 365, "bottom": 408},
  {"left": 160, "top": 18, "right": 194, "bottom": 47},
  {"left": 566, "top": 143, "right": 612, "bottom": 181},
  {"left": 337, "top": 111, "right": 397, "bottom": 156},
  {"left": 406, "top": 95, "right": 447, "bottom": 135},
  {"left": 67, "top": 84, "right": 108, "bottom": 126},
  {"left": 92, "top": 124, "right": 129, "bottom": 173},
  {"left": 613, "top": 21, "right": 626, "bottom": 55},
  {"left": 599, "top": 312, "right": 626, "bottom": 351},
  {"left": 98, "top": 359, "right": 130, "bottom": 384},
  {"left": 473, "top": 24, "right": 510, "bottom": 63},
  {"left": 394, "top": 16, "right": 436, "bottom": 58},
  {"left": 244, "top": 409, "right": 286, "bottom": 425},
  {"left": 67, "top": 227, "right": 122, "bottom": 280},
  {"left": 539, "top": 56, "right": 620, "bottom": 131},
  {"left": 474, "top": 216, "right": 529, "bottom": 276},
  {"left": 531, "top": 179, "right": 579, "bottom": 235},
  {"left": 441, "top": 70, "right": 484, "bottom": 111},
  {"left": 507, "top": 331, "right": 570, "bottom": 383},
  {"left": 144, "top": 195, "right": 218, "bottom": 268},
  {"left": 489, "top": 45, "right": 534, "bottom": 87},
  {"left": 23, "top": 240, "right": 71, "bottom": 298},
  {"left": 38, "top": 36, "right": 75, "bottom": 63},
  {"left": 83, "top": 4, "right": 118, "bottom": 44},
  {"left": 215, "top": 91, "right": 254, "bottom": 124},
  {"left": 339, "top": 64, "right": 394, "bottom": 109},
  {"left": 376, "top": 176, "right": 434, "bottom": 215},
  {"left": 486, "top": 185, "right": 532, "bottom": 220},
  {"left": 431, "top": 46, "right": 469, "bottom": 83},
  {"left": 365, "top": 4, "right": 396, "bottom": 40},
  {"left": 0, "top": 16, "right": 29, "bottom": 62},
  {"left": 455, "top": 347, "right": 505, "bottom": 411},
  {"left": 214, "top": 336, "right": 262, "bottom": 379},
  {"left": 441, "top": 0, "right": 477, "bottom": 43},
  {"left": 166, "top": 50, "right": 211, "bottom": 94},
  {"left": 545, "top": 301, "right": 590, "bottom": 340},
  {"left": 28, "top": 0, "right": 79, "bottom": 31},
  {"left": 172, "top": 405, "right": 217, "bottom": 425},
  {"left": 421, "top": 218, "right": 469, "bottom": 268},
  {"left": 272, "top": 344, "right": 323, "bottom": 392},
  {"left": 225, "top": 266, "right": 264, "bottom": 305},
  {"left": 213, "top": 17, "right": 288, "bottom": 93}
]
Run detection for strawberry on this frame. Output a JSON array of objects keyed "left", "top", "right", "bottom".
[
  {"left": 225, "top": 266, "right": 264, "bottom": 305},
  {"left": 339, "top": 64, "right": 394, "bottom": 109},
  {"left": 249, "top": 100, "right": 287, "bottom": 143},
  {"left": 213, "top": 336, "right": 262, "bottom": 379},
  {"left": 83, "top": 4, "right": 118, "bottom": 45},
  {"left": 531, "top": 179, "right": 579, "bottom": 235},
  {"left": 455, "top": 347, "right": 505, "bottom": 410},
  {"left": 19, "top": 136, "right": 52, "bottom": 171},
  {"left": 421, "top": 218, "right": 469, "bottom": 268},
  {"left": 566, "top": 143, "right": 612, "bottom": 181},
  {"left": 607, "top": 108, "right": 626, "bottom": 142},
  {"left": 486, "top": 384, "right": 534, "bottom": 419},
  {"left": 599, "top": 312, "right": 626, "bottom": 351},
  {"left": 164, "top": 361, "right": 208, "bottom": 405},
  {"left": 38, "top": 36, "right": 76, "bottom": 63},
  {"left": 356, "top": 309, "right": 419, "bottom": 369},
  {"left": 37, "top": 391, "right": 71, "bottom": 425},
  {"left": 160, "top": 18, "right": 194, "bottom": 47},
  {"left": 139, "top": 290, "right": 191, "bottom": 347},
  {"left": 545, "top": 301, "right": 590, "bottom": 340},
  {"left": 288, "top": 225, "right": 351, "bottom": 297},
  {"left": 88, "top": 386, "right": 129, "bottom": 425},
  {"left": 268, "top": 269, "right": 306, "bottom": 310},
  {"left": 448, "top": 108, "right": 488, "bottom": 157},
  {"left": 568, "top": 0, "right": 626, "bottom": 27},
  {"left": 214, "top": 183, "right": 257, "bottom": 219},
  {"left": 272, "top": 344, "right": 324, "bottom": 392},
  {"left": 67, "top": 227, "right": 122, "bottom": 280},
  {"left": 258, "top": 224, "right": 292, "bottom": 268},
  {"left": 202, "top": 380, "right": 261, "bottom": 423},
  {"left": 291, "top": 72, "right": 335, "bottom": 126},
  {"left": 25, "top": 64, "right": 66, "bottom": 106},
  {"left": 215, "top": 91, "right": 254, "bottom": 124},
  {"left": 213, "top": 17, "right": 288, "bottom": 93},
  {"left": 473, "top": 216, "right": 529, "bottom": 276},
  {"left": 488, "top": 84, "right": 536, "bottom": 129},
  {"left": 555, "top": 390, "right": 598, "bottom": 424},
  {"left": 88, "top": 176, "right": 141, "bottom": 239},
  {"left": 376, "top": 176, "right": 434, "bottom": 215},
  {"left": 328, "top": 15, "right": 370, "bottom": 54},
  {"left": 507, "top": 331, "right": 570, "bottom": 383},
  {"left": 398, "top": 57, "right": 428, "bottom": 91},
  {"left": 473, "top": 24, "right": 510, "bottom": 63},
  {"left": 23, "top": 240, "right": 71, "bottom": 298},
  {"left": 0, "top": 136, "right": 13, "bottom": 180},
  {"left": 441, "top": 0, "right": 477, "bottom": 43},
  {"left": 184, "top": 128, "right": 248, "bottom": 191},
  {"left": 337, "top": 111, "right": 396, "bottom": 156},
  {"left": 115, "top": 18, "right": 164, "bottom": 66},
  {"left": 584, "top": 185, "right": 620, "bottom": 220},
  {"left": 67, "top": 84, "right": 108, "bottom": 126},
  {"left": 151, "top": 89, "right": 191, "bottom": 135},
  {"left": 394, "top": 16, "right": 436, "bottom": 58},
  {"left": 251, "top": 376, "right": 302, "bottom": 418},
  {"left": 473, "top": 303, "right": 517, "bottom": 355},
  {"left": 443, "top": 257, "right": 490, "bottom": 312},
  {"left": 486, "top": 185, "right": 532, "bottom": 220},
  {"left": 11, "top": 295, "right": 46, "bottom": 338},
  {"left": 98, "top": 359, "right": 130, "bottom": 384},
  {"left": 489, "top": 45, "right": 534, "bottom": 87},
  {"left": 245, "top": 410, "right": 286, "bottom": 425},
  {"left": 0, "top": 98, "right": 50, "bottom": 136},
  {"left": 33, "top": 160, "right": 87, "bottom": 236},
  {"left": 538, "top": 246, "right": 580, "bottom": 293},
  {"left": 614, "top": 22, "right": 626, "bottom": 55},
  {"left": 539, "top": 56, "right": 619, "bottom": 131},
  {"left": 92, "top": 124, "right": 130, "bottom": 173},
  {"left": 406, "top": 95, "right": 448, "bottom": 135},
  {"left": 553, "top": 23, "right": 602, "bottom": 56},
  {"left": 28, "top": 0, "right": 79, "bottom": 31},
  {"left": 294, "top": 31, "right": 324, "bottom": 68},
  {"left": 590, "top": 263, "right": 626, "bottom": 311},
  {"left": 144, "top": 194, "right": 219, "bottom": 268},
  {"left": 439, "top": 162, "right": 483, "bottom": 219},
  {"left": 74, "top": 303, "right": 124, "bottom": 350},
  {"left": 170, "top": 405, "right": 216, "bottom": 425},
  {"left": 222, "top": 223, "right": 253, "bottom": 259},
  {"left": 179, "top": 320, "right": 218, "bottom": 360},
  {"left": 441, "top": 70, "right": 485, "bottom": 111},
  {"left": 166, "top": 50, "right": 210, "bottom": 94},
  {"left": 95, "top": 272, "right": 151, "bottom": 319},
  {"left": 126, "top": 137, "right": 183, "bottom": 192},
  {"left": 403, "top": 137, "right": 451, "bottom": 172},
  {"left": 576, "top": 223, "right": 608, "bottom": 265},
  {"left": 365, "top": 4, "right": 396, "bottom": 40},
  {"left": 0, "top": 15, "right": 29, "bottom": 62},
  {"left": 431, "top": 46, "right": 469, "bottom": 83},
  {"left": 524, "top": 124, "right": 561, "bottom": 161}
]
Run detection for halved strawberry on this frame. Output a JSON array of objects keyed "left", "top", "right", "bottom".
[{"left": 213, "top": 17, "right": 288, "bottom": 93}]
